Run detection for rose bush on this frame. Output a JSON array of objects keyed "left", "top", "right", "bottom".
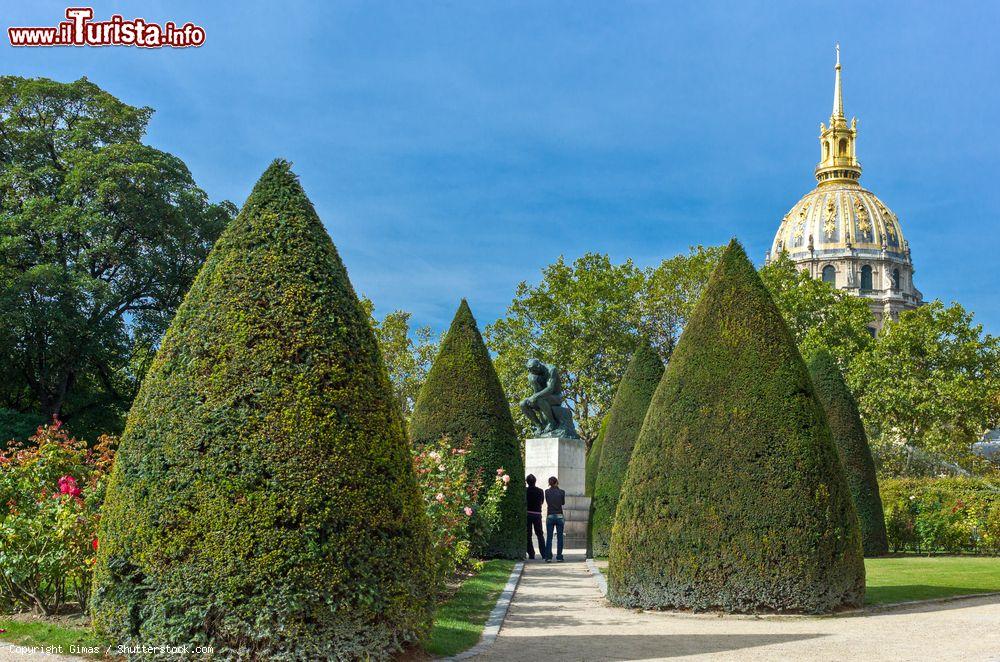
[
  {"left": 881, "top": 477, "right": 1000, "bottom": 554},
  {"left": 0, "top": 421, "right": 114, "bottom": 614},
  {"left": 413, "top": 436, "right": 480, "bottom": 586},
  {"left": 412, "top": 436, "right": 513, "bottom": 590}
]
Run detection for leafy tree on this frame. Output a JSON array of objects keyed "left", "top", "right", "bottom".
[
  {"left": 486, "top": 253, "right": 645, "bottom": 443},
  {"left": 0, "top": 76, "right": 234, "bottom": 437},
  {"left": 848, "top": 301, "right": 1000, "bottom": 471},
  {"left": 90, "top": 161, "right": 433, "bottom": 658},
  {"left": 410, "top": 300, "right": 525, "bottom": 559},
  {"left": 641, "top": 245, "right": 725, "bottom": 357},
  {"left": 486, "top": 246, "right": 873, "bottom": 444},
  {"left": 760, "top": 253, "right": 874, "bottom": 368},
  {"left": 361, "top": 298, "right": 439, "bottom": 419},
  {"left": 608, "top": 241, "right": 864, "bottom": 613},
  {"left": 591, "top": 340, "right": 663, "bottom": 557},
  {"left": 808, "top": 349, "right": 888, "bottom": 556}
]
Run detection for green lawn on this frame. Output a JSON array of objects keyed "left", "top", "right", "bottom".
[
  {"left": 423, "top": 559, "right": 517, "bottom": 657},
  {"left": 864, "top": 556, "right": 1000, "bottom": 605},
  {"left": 0, "top": 618, "right": 107, "bottom": 658}
]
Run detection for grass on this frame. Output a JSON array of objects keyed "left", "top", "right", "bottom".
[
  {"left": 422, "top": 558, "right": 517, "bottom": 657},
  {"left": 864, "top": 555, "right": 1000, "bottom": 605},
  {"left": 0, "top": 618, "right": 108, "bottom": 658}
]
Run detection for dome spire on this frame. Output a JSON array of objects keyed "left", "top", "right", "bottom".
[
  {"left": 816, "top": 44, "right": 860, "bottom": 185},
  {"left": 832, "top": 43, "right": 845, "bottom": 121}
]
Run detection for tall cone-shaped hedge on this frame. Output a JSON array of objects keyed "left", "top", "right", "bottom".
[
  {"left": 591, "top": 340, "right": 663, "bottom": 557},
  {"left": 410, "top": 300, "right": 525, "bottom": 559},
  {"left": 608, "top": 240, "right": 864, "bottom": 613},
  {"left": 808, "top": 349, "right": 888, "bottom": 556},
  {"left": 585, "top": 414, "right": 610, "bottom": 497},
  {"left": 90, "top": 161, "right": 434, "bottom": 658},
  {"left": 585, "top": 414, "right": 610, "bottom": 557}
]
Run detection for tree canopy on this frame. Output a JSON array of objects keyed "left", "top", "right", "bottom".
[
  {"left": 848, "top": 300, "right": 1000, "bottom": 472},
  {"left": 0, "top": 76, "right": 234, "bottom": 439}
]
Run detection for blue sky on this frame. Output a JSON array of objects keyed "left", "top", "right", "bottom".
[{"left": 5, "top": 1, "right": 999, "bottom": 333}]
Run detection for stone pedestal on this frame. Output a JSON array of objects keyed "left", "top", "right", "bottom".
[{"left": 525, "top": 436, "right": 590, "bottom": 549}]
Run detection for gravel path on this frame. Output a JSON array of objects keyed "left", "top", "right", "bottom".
[{"left": 474, "top": 549, "right": 1000, "bottom": 661}]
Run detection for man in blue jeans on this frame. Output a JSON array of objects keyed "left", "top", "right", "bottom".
[{"left": 544, "top": 476, "right": 566, "bottom": 562}]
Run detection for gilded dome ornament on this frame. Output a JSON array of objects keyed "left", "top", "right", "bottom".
[{"left": 767, "top": 45, "right": 922, "bottom": 332}]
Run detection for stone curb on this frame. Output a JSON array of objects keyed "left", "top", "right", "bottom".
[
  {"left": 440, "top": 560, "right": 524, "bottom": 661},
  {"left": 586, "top": 557, "right": 607, "bottom": 597}
]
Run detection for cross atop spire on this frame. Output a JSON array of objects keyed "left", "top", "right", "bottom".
[{"left": 832, "top": 43, "right": 845, "bottom": 121}]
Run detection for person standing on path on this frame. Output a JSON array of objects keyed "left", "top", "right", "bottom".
[
  {"left": 544, "top": 476, "right": 566, "bottom": 562},
  {"left": 525, "top": 474, "right": 546, "bottom": 559}
]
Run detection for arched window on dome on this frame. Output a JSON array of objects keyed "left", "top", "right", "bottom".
[
  {"left": 892, "top": 268, "right": 901, "bottom": 291},
  {"left": 860, "top": 265, "right": 873, "bottom": 291},
  {"left": 838, "top": 138, "right": 848, "bottom": 156},
  {"left": 824, "top": 141, "right": 830, "bottom": 160},
  {"left": 822, "top": 265, "right": 836, "bottom": 285}
]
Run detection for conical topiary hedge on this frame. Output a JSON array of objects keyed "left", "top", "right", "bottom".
[
  {"left": 585, "top": 414, "right": 610, "bottom": 497},
  {"left": 591, "top": 340, "right": 663, "bottom": 557},
  {"left": 410, "top": 300, "right": 525, "bottom": 559},
  {"left": 90, "top": 160, "right": 434, "bottom": 659},
  {"left": 608, "top": 240, "right": 864, "bottom": 613},
  {"left": 585, "top": 413, "right": 609, "bottom": 558},
  {"left": 808, "top": 348, "right": 888, "bottom": 557}
]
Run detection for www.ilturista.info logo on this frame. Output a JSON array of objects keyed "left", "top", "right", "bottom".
[{"left": 8, "top": 8, "right": 205, "bottom": 48}]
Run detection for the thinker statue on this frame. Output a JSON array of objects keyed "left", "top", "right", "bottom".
[{"left": 519, "top": 358, "right": 578, "bottom": 439}]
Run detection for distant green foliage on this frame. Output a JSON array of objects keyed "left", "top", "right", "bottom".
[
  {"left": 90, "top": 161, "right": 434, "bottom": 659},
  {"left": 848, "top": 301, "right": 1000, "bottom": 472},
  {"left": 411, "top": 300, "right": 525, "bottom": 559},
  {"left": 608, "top": 240, "right": 865, "bottom": 613},
  {"left": 880, "top": 477, "right": 1000, "bottom": 554},
  {"left": 591, "top": 341, "right": 663, "bottom": 557},
  {"left": 0, "top": 76, "right": 234, "bottom": 436},
  {"left": 0, "top": 409, "right": 45, "bottom": 448},
  {"left": 808, "top": 349, "right": 888, "bottom": 556}
]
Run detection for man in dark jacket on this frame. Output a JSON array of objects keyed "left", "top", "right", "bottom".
[
  {"left": 544, "top": 476, "right": 566, "bottom": 562},
  {"left": 525, "top": 474, "right": 545, "bottom": 559}
]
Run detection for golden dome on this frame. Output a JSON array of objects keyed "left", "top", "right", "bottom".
[
  {"left": 772, "top": 182, "right": 907, "bottom": 258},
  {"left": 771, "top": 45, "right": 909, "bottom": 261}
]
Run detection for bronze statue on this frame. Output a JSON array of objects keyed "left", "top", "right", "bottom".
[{"left": 520, "top": 358, "right": 578, "bottom": 438}]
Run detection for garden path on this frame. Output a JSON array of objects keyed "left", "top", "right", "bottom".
[{"left": 474, "top": 549, "right": 1000, "bottom": 661}]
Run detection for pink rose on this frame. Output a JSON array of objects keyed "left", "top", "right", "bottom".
[
  {"left": 502, "top": 474, "right": 510, "bottom": 484},
  {"left": 496, "top": 467, "right": 505, "bottom": 476},
  {"left": 464, "top": 506, "right": 473, "bottom": 516},
  {"left": 57, "top": 475, "right": 81, "bottom": 498}
]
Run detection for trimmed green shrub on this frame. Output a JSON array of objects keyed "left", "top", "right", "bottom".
[
  {"left": 410, "top": 300, "right": 525, "bottom": 559},
  {"left": 585, "top": 414, "right": 610, "bottom": 497},
  {"left": 608, "top": 240, "right": 864, "bottom": 613},
  {"left": 585, "top": 413, "right": 609, "bottom": 558},
  {"left": 591, "top": 340, "right": 663, "bottom": 557},
  {"left": 90, "top": 160, "right": 434, "bottom": 659},
  {"left": 808, "top": 349, "right": 888, "bottom": 556},
  {"left": 880, "top": 477, "right": 1000, "bottom": 554}
]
